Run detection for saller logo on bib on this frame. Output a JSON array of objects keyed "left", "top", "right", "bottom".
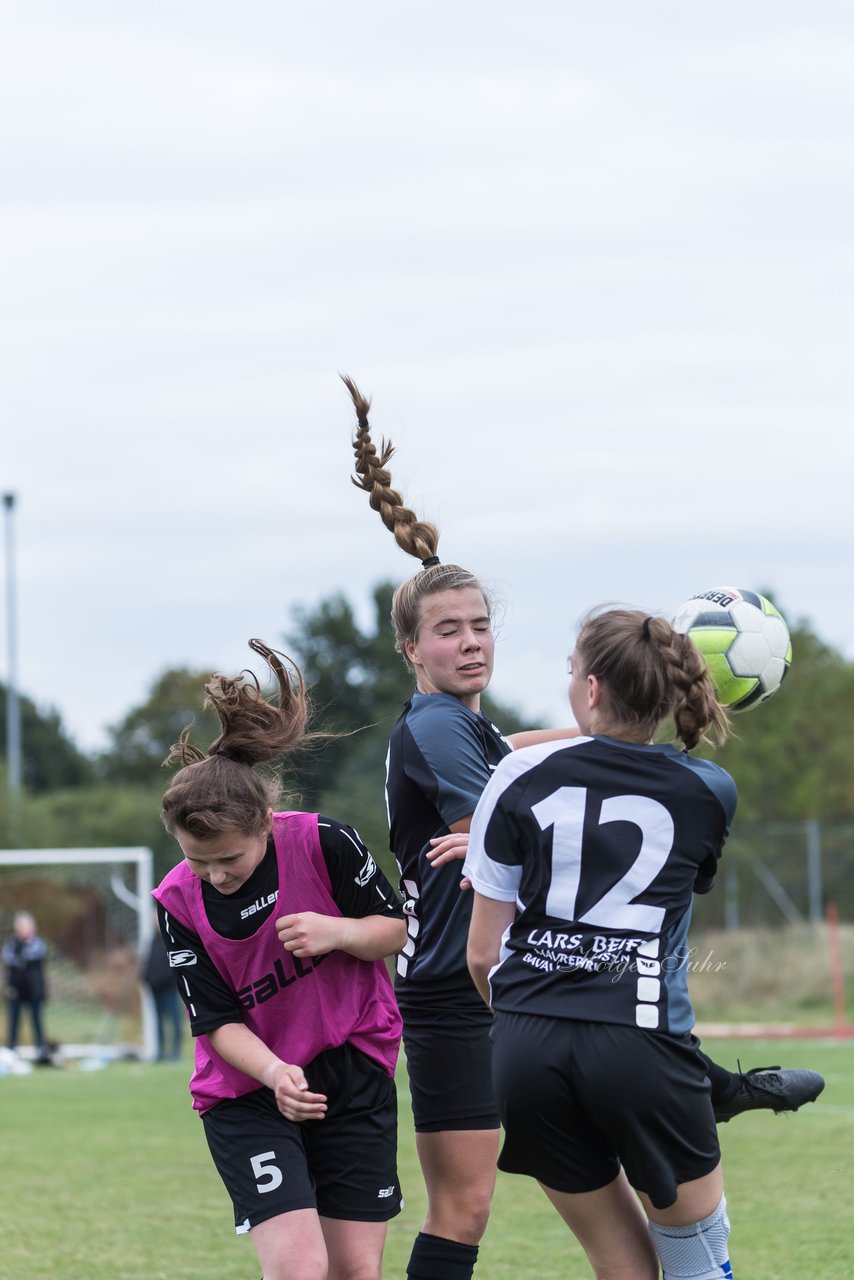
[
  {"left": 168, "top": 949, "right": 198, "bottom": 968},
  {"left": 240, "top": 890, "right": 279, "bottom": 921},
  {"left": 238, "top": 953, "right": 327, "bottom": 1010}
]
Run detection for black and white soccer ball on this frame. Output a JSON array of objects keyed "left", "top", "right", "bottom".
[{"left": 671, "top": 587, "right": 793, "bottom": 711}]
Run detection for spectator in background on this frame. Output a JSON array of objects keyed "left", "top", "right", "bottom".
[
  {"left": 3, "top": 911, "right": 48, "bottom": 1058},
  {"left": 140, "top": 912, "right": 184, "bottom": 1061}
]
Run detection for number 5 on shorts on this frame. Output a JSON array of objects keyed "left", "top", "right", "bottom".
[{"left": 251, "top": 1151, "right": 284, "bottom": 1193}]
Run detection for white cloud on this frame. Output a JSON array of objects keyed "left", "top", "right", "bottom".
[{"left": 0, "top": 1, "right": 851, "bottom": 750}]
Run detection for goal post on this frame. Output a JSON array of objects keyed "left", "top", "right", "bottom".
[{"left": 0, "top": 846, "right": 157, "bottom": 1061}]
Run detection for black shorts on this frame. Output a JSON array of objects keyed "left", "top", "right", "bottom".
[
  {"left": 491, "top": 1012, "right": 720, "bottom": 1210},
  {"left": 399, "top": 999, "right": 500, "bottom": 1133},
  {"left": 201, "top": 1043, "right": 403, "bottom": 1233}
]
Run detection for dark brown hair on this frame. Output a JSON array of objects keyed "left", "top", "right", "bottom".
[
  {"left": 343, "top": 374, "right": 493, "bottom": 667},
  {"left": 576, "top": 608, "right": 729, "bottom": 751},
  {"left": 160, "top": 640, "right": 311, "bottom": 840}
]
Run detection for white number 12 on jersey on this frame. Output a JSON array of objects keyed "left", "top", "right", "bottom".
[{"left": 531, "top": 787, "right": 673, "bottom": 933}]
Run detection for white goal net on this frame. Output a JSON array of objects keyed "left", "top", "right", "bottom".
[{"left": 0, "top": 847, "right": 156, "bottom": 1061}]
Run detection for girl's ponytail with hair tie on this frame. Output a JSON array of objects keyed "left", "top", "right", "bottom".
[
  {"left": 641, "top": 616, "right": 653, "bottom": 640},
  {"left": 211, "top": 747, "right": 240, "bottom": 763},
  {"left": 421, "top": 555, "right": 441, "bottom": 568}
]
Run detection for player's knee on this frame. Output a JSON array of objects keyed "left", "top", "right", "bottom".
[
  {"left": 265, "top": 1261, "right": 327, "bottom": 1280},
  {"left": 260, "top": 1240, "right": 328, "bottom": 1280},
  {"left": 459, "top": 1191, "right": 492, "bottom": 1241},
  {"left": 428, "top": 1190, "right": 491, "bottom": 1244},
  {"left": 263, "top": 1265, "right": 326, "bottom": 1280},
  {"left": 329, "top": 1261, "right": 381, "bottom": 1280},
  {"left": 647, "top": 1196, "right": 732, "bottom": 1280}
]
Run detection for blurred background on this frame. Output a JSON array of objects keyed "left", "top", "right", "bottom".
[{"left": 1, "top": 2, "right": 852, "bottom": 1053}]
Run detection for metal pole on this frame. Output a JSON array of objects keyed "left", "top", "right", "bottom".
[
  {"left": 724, "top": 859, "right": 739, "bottom": 931},
  {"left": 3, "top": 493, "right": 21, "bottom": 824},
  {"left": 826, "top": 902, "right": 847, "bottom": 1036},
  {"left": 806, "top": 819, "right": 823, "bottom": 924}
]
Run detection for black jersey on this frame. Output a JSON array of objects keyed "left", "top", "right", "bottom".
[
  {"left": 386, "top": 691, "right": 511, "bottom": 998},
  {"left": 463, "top": 735, "right": 736, "bottom": 1035},
  {"left": 157, "top": 817, "right": 404, "bottom": 1037}
]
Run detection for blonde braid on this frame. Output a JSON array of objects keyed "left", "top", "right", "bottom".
[
  {"left": 576, "top": 609, "right": 729, "bottom": 750},
  {"left": 343, "top": 374, "right": 440, "bottom": 563},
  {"left": 342, "top": 374, "right": 494, "bottom": 668},
  {"left": 666, "top": 631, "right": 729, "bottom": 750}
]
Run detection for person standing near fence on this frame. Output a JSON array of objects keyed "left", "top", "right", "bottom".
[
  {"left": 140, "top": 911, "right": 184, "bottom": 1062},
  {"left": 3, "top": 911, "right": 48, "bottom": 1058}
]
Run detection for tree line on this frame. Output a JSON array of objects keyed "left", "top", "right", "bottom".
[{"left": 1, "top": 582, "right": 853, "bottom": 892}]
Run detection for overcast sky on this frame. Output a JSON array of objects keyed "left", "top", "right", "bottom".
[{"left": 1, "top": 1, "right": 852, "bottom": 753}]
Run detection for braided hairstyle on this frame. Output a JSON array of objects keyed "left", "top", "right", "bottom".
[
  {"left": 343, "top": 375, "right": 493, "bottom": 667},
  {"left": 160, "top": 640, "right": 312, "bottom": 840},
  {"left": 575, "top": 608, "right": 729, "bottom": 751}
]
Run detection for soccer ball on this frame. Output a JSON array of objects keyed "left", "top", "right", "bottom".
[{"left": 671, "top": 588, "right": 792, "bottom": 711}]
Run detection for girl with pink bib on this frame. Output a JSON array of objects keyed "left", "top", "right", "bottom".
[{"left": 156, "top": 640, "right": 406, "bottom": 1280}]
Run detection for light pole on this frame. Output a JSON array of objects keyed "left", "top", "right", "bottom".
[{"left": 3, "top": 492, "right": 21, "bottom": 820}]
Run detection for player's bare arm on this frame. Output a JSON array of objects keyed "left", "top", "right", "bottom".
[
  {"left": 506, "top": 726, "right": 581, "bottom": 750},
  {"left": 207, "top": 1021, "right": 328, "bottom": 1122},
  {"left": 276, "top": 910, "right": 406, "bottom": 961},
  {"left": 467, "top": 893, "right": 517, "bottom": 1006}
]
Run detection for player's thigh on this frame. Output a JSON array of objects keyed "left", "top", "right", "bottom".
[
  {"left": 251, "top": 1208, "right": 327, "bottom": 1280},
  {"left": 416, "top": 1128, "right": 499, "bottom": 1203},
  {"left": 321, "top": 1216, "right": 389, "bottom": 1280},
  {"left": 540, "top": 1172, "right": 660, "bottom": 1280},
  {"left": 416, "top": 1128, "right": 499, "bottom": 1243}
]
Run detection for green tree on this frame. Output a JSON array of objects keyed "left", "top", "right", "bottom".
[
  {"left": 0, "top": 684, "right": 93, "bottom": 793},
  {"left": 698, "top": 619, "right": 854, "bottom": 824},
  {"left": 4, "top": 586, "right": 853, "bottom": 907},
  {"left": 7, "top": 782, "right": 177, "bottom": 875},
  {"left": 689, "top": 618, "right": 854, "bottom": 928},
  {"left": 98, "top": 668, "right": 222, "bottom": 786},
  {"left": 283, "top": 584, "right": 411, "bottom": 812}
]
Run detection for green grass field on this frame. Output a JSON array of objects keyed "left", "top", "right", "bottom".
[{"left": 0, "top": 1038, "right": 850, "bottom": 1280}]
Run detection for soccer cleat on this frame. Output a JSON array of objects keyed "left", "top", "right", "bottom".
[{"left": 714, "top": 1064, "right": 825, "bottom": 1123}]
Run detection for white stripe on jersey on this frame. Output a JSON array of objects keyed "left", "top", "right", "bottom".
[
  {"left": 158, "top": 907, "right": 197, "bottom": 1015},
  {"left": 463, "top": 736, "right": 593, "bottom": 901},
  {"left": 317, "top": 819, "right": 390, "bottom": 902}
]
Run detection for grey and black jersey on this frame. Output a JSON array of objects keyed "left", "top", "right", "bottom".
[
  {"left": 463, "top": 735, "right": 736, "bottom": 1035},
  {"left": 386, "top": 691, "right": 511, "bottom": 1000}
]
